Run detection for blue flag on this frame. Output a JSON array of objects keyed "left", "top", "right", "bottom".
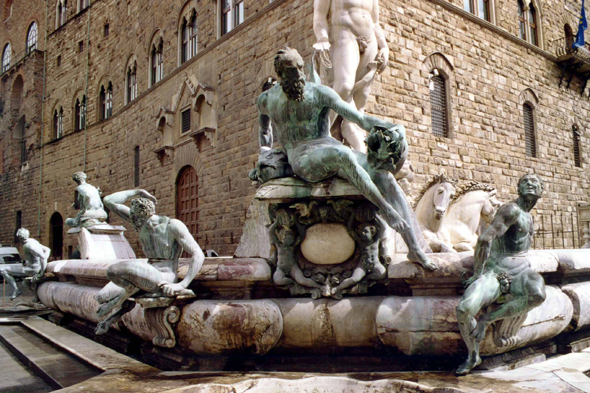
[{"left": 573, "top": 0, "right": 588, "bottom": 49}]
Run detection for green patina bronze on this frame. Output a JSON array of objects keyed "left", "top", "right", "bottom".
[
  {"left": 455, "top": 173, "right": 547, "bottom": 375},
  {"left": 257, "top": 47, "right": 435, "bottom": 270}
]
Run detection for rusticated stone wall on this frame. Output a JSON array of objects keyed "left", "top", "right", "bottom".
[
  {"left": 0, "top": 0, "right": 46, "bottom": 247},
  {"left": 0, "top": 0, "right": 589, "bottom": 256}
]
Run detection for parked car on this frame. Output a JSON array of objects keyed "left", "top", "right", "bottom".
[
  {"left": 0, "top": 245, "right": 21, "bottom": 264},
  {"left": 0, "top": 245, "right": 23, "bottom": 284}
]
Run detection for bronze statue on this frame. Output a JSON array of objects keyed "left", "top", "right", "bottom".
[
  {"left": 257, "top": 48, "right": 435, "bottom": 271},
  {"left": 95, "top": 189, "right": 204, "bottom": 335},
  {"left": 455, "top": 174, "right": 547, "bottom": 375}
]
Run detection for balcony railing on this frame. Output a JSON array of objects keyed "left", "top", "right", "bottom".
[
  {"left": 548, "top": 37, "right": 590, "bottom": 92},
  {"left": 0, "top": 48, "right": 44, "bottom": 77},
  {"left": 549, "top": 37, "right": 590, "bottom": 63}
]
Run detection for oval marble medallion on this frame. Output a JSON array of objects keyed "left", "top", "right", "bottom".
[{"left": 300, "top": 223, "right": 355, "bottom": 265}]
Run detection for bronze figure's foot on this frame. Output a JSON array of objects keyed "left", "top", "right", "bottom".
[
  {"left": 407, "top": 250, "right": 438, "bottom": 271},
  {"left": 455, "top": 354, "right": 482, "bottom": 375},
  {"left": 94, "top": 321, "right": 110, "bottom": 335},
  {"left": 96, "top": 296, "right": 120, "bottom": 317},
  {"left": 10, "top": 289, "right": 22, "bottom": 300}
]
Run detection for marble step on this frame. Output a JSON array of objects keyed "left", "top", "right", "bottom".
[{"left": 0, "top": 324, "right": 101, "bottom": 389}]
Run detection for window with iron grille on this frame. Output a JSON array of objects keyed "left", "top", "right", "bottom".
[
  {"left": 573, "top": 125, "right": 581, "bottom": 168},
  {"left": 523, "top": 103, "right": 536, "bottom": 157},
  {"left": 181, "top": 108, "right": 191, "bottom": 133},
  {"left": 134, "top": 146, "right": 140, "bottom": 187},
  {"left": 430, "top": 74, "right": 449, "bottom": 137}
]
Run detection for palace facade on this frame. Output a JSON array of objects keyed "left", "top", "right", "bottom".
[{"left": 1, "top": 0, "right": 589, "bottom": 257}]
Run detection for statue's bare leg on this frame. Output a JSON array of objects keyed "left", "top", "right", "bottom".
[
  {"left": 455, "top": 271, "right": 501, "bottom": 375},
  {"left": 331, "top": 31, "right": 377, "bottom": 153},
  {"left": 0, "top": 265, "right": 26, "bottom": 300},
  {"left": 367, "top": 262, "right": 387, "bottom": 280},
  {"left": 95, "top": 261, "right": 175, "bottom": 334},
  {"left": 471, "top": 270, "right": 545, "bottom": 342},
  {"left": 332, "top": 267, "right": 366, "bottom": 298},
  {"left": 273, "top": 269, "right": 295, "bottom": 286},
  {"left": 292, "top": 144, "right": 407, "bottom": 233},
  {"left": 370, "top": 170, "right": 436, "bottom": 269},
  {"left": 290, "top": 265, "right": 325, "bottom": 291}
]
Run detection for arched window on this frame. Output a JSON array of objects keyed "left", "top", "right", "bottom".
[
  {"left": 518, "top": 0, "right": 539, "bottom": 46},
  {"left": 220, "top": 0, "right": 244, "bottom": 36},
  {"left": 150, "top": 38, "right": 163, "bottom": 86},
  {"left": 181, "top": 13, "right": 198, "bottom": 64},
  {"left": 573, "top": 125, "right": 582, "bottom": 168},
  {"left": 56, "top": 0, "right": 67, "bottom": 28},
  {"left": 463, "top": 0, "right": 490, "bottom": 21},
  {"left": 2, "top": 43, "right": 10, "bottom": 73},
  {"left": 429, "top": 70, "right": 450, "bottom": 138},
  {"left": 99, "top": 82, "right": 113, "bottom": 120},
  {"left": 523, "top": 102, "right": 536, "bottom": 157},
  {"left": 528, "top": 4, "right": 538, "bottom": 46},
  {"left": 53, "top": 106, "right": 64, "bottom": 138},
  {"left": 4, "top": 0, "right": 12, "bottom": 21},
  {"left": 134, "top": 146, "right": 140, "bottom": 187},
  {"left": 26, "top": 22, "right": 38, "bottom": 53},
  {"left": 15, "top": 116, "right": 26, "bottom": 164},
  {"left": 126, "top": 60, "right": 137, "bottom": 103},
  {"left": 176, "top": 166, "right": 199, "bottom": 239},
  {"left": 75, "top": 95, "right": 86, "bottom": 130},
  {"left": 11, "top": 74, "right": 23, "bottom": 113},
  {"left": 518, "top": 0, "right": 526, "bottom": 40},
  {"left": 78, "top": 0, "right": 89, "bottom": 13}
]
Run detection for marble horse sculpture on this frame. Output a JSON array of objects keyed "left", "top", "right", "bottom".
[
  {"left": 256, "top": 47, "right": 436, "bottom": 271},
  {"left": 94, "top": 189, "right": 205, "bottom": 335},
  {"left": 414, "top": 174, "right": 457, "bottom": 253},
  {"left": 455, "top": 174, "right": 547, "bottom": 375},
  {"left": 0, "top": 228, "right": 50, "bottom": 300},
  {"left": 444, "top": 181, "right": 502, "bottom": 252}
]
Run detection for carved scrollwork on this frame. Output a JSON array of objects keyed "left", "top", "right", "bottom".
[
  {"left": 268, "top": 199, "right": 391, "bottom": 298},
  {"left": 145, "top": 305, "right": 181, "bottom": 348}
]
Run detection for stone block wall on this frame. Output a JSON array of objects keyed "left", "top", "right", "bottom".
[
  {"left": 1, "top": 0, "right": 589, "bottom": 257},
  {"left": 0, "top": 0, "right": 46, "bottom": 247}
]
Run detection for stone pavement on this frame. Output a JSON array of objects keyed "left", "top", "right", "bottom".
[{"left": 1, "top": 312, "right": 590, "bottom": 392}]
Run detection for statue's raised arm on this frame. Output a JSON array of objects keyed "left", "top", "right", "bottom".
[{"left": 103, "top": 189, "right": 157, "bottom": 223}]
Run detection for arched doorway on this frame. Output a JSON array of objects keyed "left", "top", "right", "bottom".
[
  {"left": 565, "top": 24, "right": 574, "bottom": 50},
  {"left": 176, "top": 166, "right": 199, "bottom": 240},
  {"left": 11, "top": 74, "right": 23, "bottom": 114},
  {"left": 49, "top": 212, "right": 63, "bottom": 260}
]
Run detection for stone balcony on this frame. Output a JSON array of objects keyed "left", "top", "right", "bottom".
[{"left": 549, "top": 37, "right": 590, "bottom": 92}]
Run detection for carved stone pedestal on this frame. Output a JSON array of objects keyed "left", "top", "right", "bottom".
[{"left": 67, "top": 224, "right": 136, "bottom": 260}]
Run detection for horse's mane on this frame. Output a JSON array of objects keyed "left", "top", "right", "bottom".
[
  {"left": 452, "top": 181, "right": 496, "bottom": 203},
  {"left": 413, "top": 174, "right": 458, "bottom": 209}
]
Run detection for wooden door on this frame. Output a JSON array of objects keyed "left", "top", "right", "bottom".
[{"left": 176, "top": 166, "right": 199, "bottom": 240}]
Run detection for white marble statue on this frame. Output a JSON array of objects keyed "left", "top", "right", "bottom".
[
  {"left": 443, "top": 181, "right": 502, "bottom": 252},
  {"left": 94, "top": 189, "right": 204, "bottom": 335},
  {"left": 65, "top": 172, "right": 108, "bottom": 228},
  {"left": 313, "top": 0, "right": 389, "bottom": 152},
  {"left": 0, "top": 228, "right": 50, "bottom": 300},
  {"left": 414, "top": 174, "right": 457, "bottom": 253}
]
